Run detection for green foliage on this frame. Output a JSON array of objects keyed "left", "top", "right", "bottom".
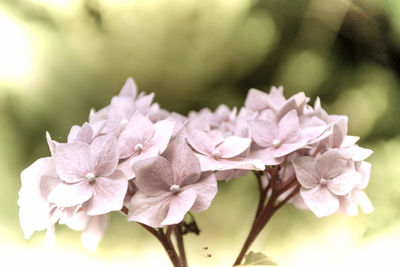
[{"left": 236, "top": 251, "right": 278, "bottom": 266}]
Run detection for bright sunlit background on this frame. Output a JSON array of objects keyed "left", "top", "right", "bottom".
[{"left": 1, "top": 0, "right": 400, "bottom": 266}]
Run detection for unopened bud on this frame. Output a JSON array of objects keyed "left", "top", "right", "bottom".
[
  {"left": 170, "top": 184, "right": 180, "bottom": 194},
  {"left": 272, "top": 139, "right": 281, "bottom": 148}
]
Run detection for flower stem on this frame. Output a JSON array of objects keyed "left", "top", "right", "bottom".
[
  {"left": 232, "top": 171, "right": 300, "bottom": 266},
  {"left": 139, "top": 223, "right": 182, "bottom": 267},
  {"left": 174, "top": 223, "right": 188, "bottom": 267}
]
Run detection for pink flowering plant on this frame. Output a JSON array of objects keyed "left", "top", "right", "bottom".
[{"left": 18, "top": 78, "right": 373, "bottom": 266}]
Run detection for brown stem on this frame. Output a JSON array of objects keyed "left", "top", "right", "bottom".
[
  {"left": 232, "top": 172, "right": 300, "bottom": 266},
  {"left": 233, "top": 191, "right": 278, "bottom": 266},
  {"left": 166, "top": 225, "right": 174, "bottom": 240},
  {"left": 174, "top": 223, "right": 188, "bottom": 267},
  {"left": 138, "top": 224, "right": 182, "bottom": 267},
  {"left": 274, "top": 184, "right": 301, "bottom": 211},
  {"left": 254, "top": 172, "right": 268, "bottom": 218}
]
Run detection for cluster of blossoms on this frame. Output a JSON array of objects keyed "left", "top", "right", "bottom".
[{"left": 18, "top": 78, "right": 373, "bottom": 257}]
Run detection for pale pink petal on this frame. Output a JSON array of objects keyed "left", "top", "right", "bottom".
[
  {"left": 91, "top": 134, "right": 119, "bottom": 176},
  {"left": 244, "top": 88, "right": 270, "bottom": 111},
  {"left": 327, "top": 169, "right": 361, "bottom": 195},
  {"left": 108, "top": 96, "right": 135, "bottom": 121},
  {"left": 18, "top": 157, "right": 56, "bottom": 239},
  {"left": 68, "top": 123, "right": 94, "bottom": 144},
  {"left": 117, "top": 129, "right": 141, "bottom": 159},
  {"left": 339, "top": 145, "right": 373, "bottom": 161},
  {"left": 125, "top": 112, "right": 155, "bottom": 144},
  {"left": 63, "top": 211, "right": 90, "bottom": 231},
  {"left": 151, "top": 119, "right": 175, "bottom": 154},
  {"left": 328, "top": 116, "right": 348, "bottom": 148},
  {"left": 55, "top": 143, "right": 91, "bottom": 183},
  {"left": 215, "top": 169, "right": 241, "bottom": 181},
  {"left": 117, "top": 159, "right": 135, "bottom": 179},
  {"left": 220, "top": 157, "right": 265, "bottom": 171},
  {"left": 46, "top": 132, "right": 58, "bottom": 157},
  {"left": 89, "top": 106, "right": 109, "bottom": 123},
  {"left": 342, "top": 135, "right": 360, "bottom": 147},
  {"left": 101, "top": 97, "right": 135, "bottom": 134},
  {"left": 161, "top": 189, "right": 197, "bottom": 226},
  {"left": 302, "top": 124, "right": 332, "bottom": 145},
  {"left": 40, "top": 175, "right": 61, "bottom": 199},
  {"left": 290, "top": 193, "right": 309, "bottom": 210},
  {"left": 195, "top": 153, "right": 228, "bottom": 171},
  {"left": 341, "top": 194, "right": 358, "bottom": 216},
  {"left": 128, "top": 146, "right": 160, "bottom": 166},
  {"left": 85, "top": 175, "right": 128, "bottom": 215},
  {"left": 119, "top": 77, "right": 137, "bottom": 98},
  {"left": 186, "top": 128, "right": 214, "bottom": 156},
  {"left": 273, "top": 140, "right": 307, "bottom": 158},
  {"left": 250, "top": 147, "right": 284, "bottom": 166},
  {"left": 48, "top": 181, "right": 93, "bottom": 207},
  {"left": 358, "top": 161, "right": 371, "bottom": 189},
  {"left": 278, "top": 110, "right": 301, "bottom": 143},
  {"left": 208, "top": 130, "right": 224, "bottom": 146},
  {"left": 217, "top": 136, "right": 251, "bottom": 158},
  {"left": 67, "top": 126, "right": 80, "bottom": 143},
  {"left": 276, "top": 98, "right": 297, "bottom": 120},
  {"left": 163, "top": 138, "right": 201, "bottom": 186},
  {"left": 300, "top": 185, "right": 339, "bottom": 217},
  {"left": 44, "top": 225, "right": 56, "bottom": 249},
  {"left": 128, "top": 192, "right": 171, "bottom": 228},
  {"left": 135, "top": 93, "right": 154, "bottom": 114},
  {"left": 355, "top": 190, "right": 374, "bottom": 214},
  {"left": 316, "top": 150, "right": 347, "bottom": 179},
  {"left": 133, "top": 157, "right": 173, "bottom": 195},
  {"left": 250, "top": 120, "right": 276, "bottom": 148},
  {"left": 186, "top": 173, "right": 218, "bottom": 212},
  {"left": 81, "top": 214, "right": 109, "bottom": 253},
  {"left": 292, "top": 156, "right": 319, "bottom": 189},
  {"left": 268, "top": 86, "right": 286, "bottom": 110}
]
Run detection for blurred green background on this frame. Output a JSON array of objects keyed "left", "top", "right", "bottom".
[{"left": 1, "top": 0, "right": 399, "bottom": 266}]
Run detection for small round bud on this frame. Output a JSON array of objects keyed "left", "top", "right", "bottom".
[
  {"left": 134, "top": 143, "right": 143, "bottom": 153},
  {"left": 320, "top": 178, "right": 327, "bottom": 186},
  {"left": 170, "top": 184, "right": 180, "bottom": 194},
  {"left": 86, "top": 172, "right": 96, "bottom": 183},
  {"left": 212, "top": 150, "right": 221, "bottom": 160},
  {"left": 272, "top": 139, "right": 281, "bottom": 148}
]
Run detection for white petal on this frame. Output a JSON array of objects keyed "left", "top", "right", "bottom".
[{"left": 81, "top": 214, "right": 109, "bottom": 253}]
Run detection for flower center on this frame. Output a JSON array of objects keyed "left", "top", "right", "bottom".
[
  {"left": 212, "top": 149, "right": 221, "bottom": 160},
  {"left": 170, "top": 184, "right": 180, "bottom": 194},
  {"left": 272, "top": 139, "right": 281, "bottom": 148},
  {"left": 86, "top": 172, "right": 96, "bottom": 183},
  {"left": 320, "top": 178, "right": 327, "bottom": 186},
  {"left": 120, "top": 119, "right": 128, "bottom": 125},
  {"left": 134, "top": 143, "right": 143, "bottom": 153}
]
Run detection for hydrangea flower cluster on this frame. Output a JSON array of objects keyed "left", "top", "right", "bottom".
[{"left": 18, "top": 78, "right": 373, "bottom": 265}]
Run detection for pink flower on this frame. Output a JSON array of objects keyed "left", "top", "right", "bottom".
[
  {"left": 250, "top": 110, "right": 308, "bottom": 165},
  {"left": 293, "top": 150, "right": 362, "bottom": 217},
  {"left": 244, "top": 86, "right": 309, "bottom": 120},
  {"left": 42, "top": 134, "right": 128, "bottom": 215},
  {"left": 18, "top": 157, "right": 59, "bottom": 239},
  {"left": 116, "top": 112, "right": 175, "bottom": 178},
  {"left": 127, "top": 138, "right": 218, "bottom": 228},
  {"left": 339, "top": 161, "right": 374, "bottom": 216},
  {"left": 186, "top": 127, "right": 264, "bottom": 172}
]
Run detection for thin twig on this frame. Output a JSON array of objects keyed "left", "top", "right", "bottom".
[
  {"left": 138, "top": 224, "right": 182, "bottom": 267},
  {"left": 174, "top": 223, "right": 188, "bottom": 267}
]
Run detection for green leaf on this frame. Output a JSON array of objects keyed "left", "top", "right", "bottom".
[{"left": 235, "top": 251, "right": 278, "bottom": 266}]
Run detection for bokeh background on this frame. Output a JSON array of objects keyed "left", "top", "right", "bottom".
[{"left": 1, "top": 0, "right": 399, "bottom": 266}]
